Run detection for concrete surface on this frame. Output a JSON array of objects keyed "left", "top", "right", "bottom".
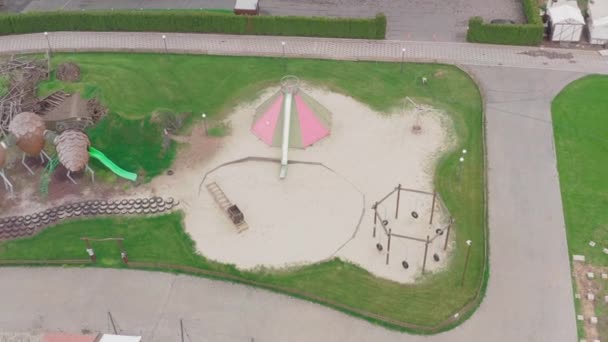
[
  {"left": 0, "top": 32, "right": 606, "bottom": 74},
  {"left": 462, "top": 65, "right": 582, "bottom": 342}
]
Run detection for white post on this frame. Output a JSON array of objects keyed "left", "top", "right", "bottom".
[
  {"left": 44, "top": 32, "right": 51, "bottom": 52},
  {"left": 279, "top": 92, "right": 293, "bottom": 179},
  {"left": 201, "top": 113, "right": 207, "bottom": 136},
  {"left": 458, "top": 156, "right": 465, "bottom": 180},
  {"left": 162, "top": 34, "right": 168, "bottom": 54},
  {"left": 281, "top": 41, "right": 286, "bottom": 71}
]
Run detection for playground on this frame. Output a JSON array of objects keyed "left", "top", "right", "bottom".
[
  {"left": 0, "top": 53, "right": 485, "bottom": 328},
  {"left": 147, "top": 83, "right": 455, "bottom": 282}
]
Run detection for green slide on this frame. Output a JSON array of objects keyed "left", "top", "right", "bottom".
[{"left": 89, "top": 147, "right": 138, "bottom": 181}]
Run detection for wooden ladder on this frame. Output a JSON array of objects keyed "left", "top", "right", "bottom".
[{"left": 206, "top": 182, "right": 232, "bottom": 211}]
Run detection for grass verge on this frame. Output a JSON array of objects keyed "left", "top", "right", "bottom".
[{"left": 552, "top": 75, "right": 608, "bottom": 265}]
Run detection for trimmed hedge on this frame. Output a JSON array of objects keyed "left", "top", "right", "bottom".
[
  {"left": 466, "top": 0, "right": 543, "bottom": 46},
  {"left": 0, "top": 10, "right": 386, "bottom": 39}
]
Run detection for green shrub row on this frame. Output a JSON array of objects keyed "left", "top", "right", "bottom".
[
  {"left": 466, "top": 0, "right": 543, "bottom": 46},
  {"left": 0, "top": 10, "right": 387, "bottom": 39},
  {"left": 522, "top": 0, "right": 542, "bottom": 25},
  {"left": 467, "top": 16, "right": 543, "bottom": 46}
]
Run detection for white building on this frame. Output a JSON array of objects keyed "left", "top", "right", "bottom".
[
  {"left": 547, "top": 0, "right": 585, "bottom": 42},
  {"left": 589, "top": 0, "right": 608, "bottom": 45}
]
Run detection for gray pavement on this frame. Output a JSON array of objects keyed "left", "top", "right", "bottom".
[
  {"left": 8, "top": 0, "right": 524, "bottom": 41},
  {"left": 463, "top": 65, "right": 582, "bottom": 342},
  {"left": 0, "top": 32, "right": 606, "bottom": 74},
  {"left": 0, "top": 33, "right": 602, "bottom": 341}
]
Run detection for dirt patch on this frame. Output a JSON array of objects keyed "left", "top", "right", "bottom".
[
  {"left": 0, "top": 57, "right": 49, "bottom": 135},
  {"left": 56, "top": 62, "right": 81, "bottom": 82},
  {"left": 87, "top": 98, "right": 107, "bottom": 122},
  {"left": 518, "top": 50, "right": 574, "bottom": 60},
  {"left": 572, "top": 261, "right": 608, "bottom": 341},
  {"left": 433, "top": 69, "right": 447, "bottom": 78},
  {"left": 169, "top": 125, "right": 223, "bottom": 171}
]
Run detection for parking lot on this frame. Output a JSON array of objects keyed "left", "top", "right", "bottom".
[{"left": 3, "top": 0, "right": 525, "bottom": 41}]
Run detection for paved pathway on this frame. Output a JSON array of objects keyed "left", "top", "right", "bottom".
[
  {"left": 0, "top": 33, "right": 605, "bottom": 341},
  {"left": 463, "top": 65, "right": 583, "bottom": 342},
  {"left": 0, "top": 32, "right": 606, "bottom": 74}
]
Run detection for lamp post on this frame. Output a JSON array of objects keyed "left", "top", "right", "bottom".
[
  {"left": 43, "top": 32, "right": 51, "bottom": 52},
  {"left": 162, "top": 35, "right": 168, "bottom": 54},
  {"left": 281, "top": 41, "right": 286, "bottom": 71},
  {"left": 201, "top": 113, "right": 208, "bottom": 136},
  {"left": 400, "top": 48, "right": 405, "bottom": 73},
  {"left": 460, "top": 240, "right": 472, "bottom": 286},
  {"left": 457, "top": 156, "right": 465, "bottom": 180}
]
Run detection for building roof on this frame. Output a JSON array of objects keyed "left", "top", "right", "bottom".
[
  {"left": 590, "top": 0, "right": 608, "bottom": 26},
  {"left": 234, "top": 0, "right": 258, "bottom": 10},
  {"left": 548, "top": 1, "right": 585, "bottom": 24}
]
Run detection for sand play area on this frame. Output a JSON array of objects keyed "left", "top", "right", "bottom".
[{"left": 148, "top": 82, "right": 457, "bottom": 284}]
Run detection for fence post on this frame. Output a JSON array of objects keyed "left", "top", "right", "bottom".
[
  {"left": 422, "top": 235, "right": 430, "bottom": 273},
  {"left": 395, "top": 184, "right": 401, "bottom": 219},
  {"left": 386, "top": 229, "right": 392, "bottom": 265},
  {"left": 429, "top": 191, "right": 437, "bottom": 224},
  {"left": 373, "top": 202, "right": 378, "bottom": 238}
]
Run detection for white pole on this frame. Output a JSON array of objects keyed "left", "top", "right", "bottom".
[
  {"left": 279, "top": 92, "right": 293, "bottom": 179},
  {"left": 201, "top": 113, "right": 207, "bottom": 136},
  {"left": 44, "top": 32, "right": 51, "bottom": 52},
  {"left": 281, "top": 41, "right": 286, "bottom": 71}
]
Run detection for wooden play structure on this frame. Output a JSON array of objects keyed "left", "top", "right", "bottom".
[{"left": 206, "top": 181, "right": 249, "bottom": 233}]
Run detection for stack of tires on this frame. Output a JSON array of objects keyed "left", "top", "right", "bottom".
[{"left": 0, "top": 197, "right": 178, "bottom": 241}]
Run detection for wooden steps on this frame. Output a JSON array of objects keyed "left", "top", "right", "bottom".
[{"left": 206, "top": 182, "right": 249, "bottom": 233}]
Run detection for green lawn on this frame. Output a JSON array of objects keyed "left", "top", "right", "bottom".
[
  {"left": 9, "top": 53, "right": 486, "bottom": 332},
  {"left": 552, "top": 75, "right": 608, "bottom": 265},
  {"left": 39, "top": 54, "right": 480, "bottom": 180}
]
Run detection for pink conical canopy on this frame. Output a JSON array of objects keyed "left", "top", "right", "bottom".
[{"left": 251, "top": 90, "right": 331, "bottom": 149}]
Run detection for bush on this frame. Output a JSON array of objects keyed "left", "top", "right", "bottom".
[
  {"left": 375, "top": 13, "right": 387, "bottom": 39},
  {"left": 0, "top": 10, "right": 387, "bottom": 39},
  {"left": 466, "top": 0, "right": 544, "bottom": 46},
  {"left": 522, "top": 0, "right": 542, "bottom": 24},
  {"left": 467, "top": 16, "right": 543, "bottom": 45}
]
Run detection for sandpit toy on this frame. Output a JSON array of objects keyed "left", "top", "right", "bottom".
[
  {"left": 251, "top": 76, "right": 331, "bottom": 179},
  {"left": 372, "top": 184, "right": 453, "bottom": 273},
  {"left": 0, "top": 110, "right": 137, "bottom": 193},
  {"left": 89, "top": 147, "right": 137, "bottom": 182},
  {"left": 8, "top": 112, "right": 51, "bottom": 174},
  {"left": 206, "top": 181, "right": 248, "bottom": 233},
  {"left": 55, "top": 129, "right": 94, "bottom": 183}
]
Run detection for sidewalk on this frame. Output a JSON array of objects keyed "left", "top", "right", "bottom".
[{"left": 0, "top": 32, "right": 606, "bottom": 74}]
